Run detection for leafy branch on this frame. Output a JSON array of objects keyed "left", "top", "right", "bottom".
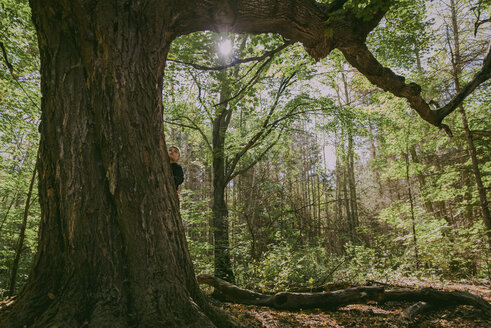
[
  {"left": 0, "top": 40, "right": 40, "bottom": 111},
  {"left": 167, "top": 40, "right": 293, "bottom": 71}
]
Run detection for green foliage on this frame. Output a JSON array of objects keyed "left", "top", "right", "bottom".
[
  {"left": 343, "top": 0, "right": 393, "bottom": 20},
  {"left": 235, "top": 237, "right": 343, "bottom": 293},
  {"left": 377, "top": 203, "right": 489, "bottom": 279},
  {"left": 180, "top": 190, "right": 214, "bottom": 275},
  {"left": 0, "top": 0, "right": 40, "bottom": 297},
  {"left": 368, "top": 0, "right": 433, "bottom": 70}
]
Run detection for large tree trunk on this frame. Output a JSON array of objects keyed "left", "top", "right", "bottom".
[{"left": 0, "top": 1, "right": 224, "bottom": 327}]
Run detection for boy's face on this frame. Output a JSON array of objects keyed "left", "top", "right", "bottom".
[{"left": 168, "top": 147, "right": 180, "bottom": 163}]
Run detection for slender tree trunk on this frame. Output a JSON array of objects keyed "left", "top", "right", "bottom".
[
  {"left": 0, "top": 193, "right": 18, "bottom": 232},
  {"left": 210, "top": 37, "right": 251, "bottom": 282},
  {"left": 208, "top": 162, "right": 215, "bottom": 247},
  {"left": 212, "top": 70, "right": 235, "bottom": 283},
  {"left": 433, "top": 159, "right": 451, "bottom": 223},
  {"left": 343, "top": 165, "right": 352, "bottom": 237},
  {"left": 307, "top": 155, "right": 313, "bottom": 242},
  {"left": 317, "top": 174, "right": 322, "bottom": 239},
  {"left": 411, "top": 48, "right": 438, "bottom": 219},
  {"left": 347, "top": 129, "right": 358, "bottom": 229},
  {"left": 405, "top": 133, "right": 419, "bottom": 271},
  {"left": 212, "top": 129, "right": 235, "bottom": 282},
  {"left": 449, "top": 0, "right": 491, "bottom": 243},
  {"left": 341, "top": 72, "right": 358, "bottom": 232},
  {"left": 409, "top": 147, "right": 435, "bottom": 216},
  {"left": 212, "top": 177, "right": 234, "bottom": 283},
  {"left": 0, "top": 194, "right": 18, "bottom": 286},
  {"left": 322, "top": 131, "right": 332, "bottom": 250},
  {"left": 334, "top": 131, "right": 344, "bottom": 249},
  {"left": 8, "top": 161, "right": 37, "bottom": 297},
  {"left": 368, "top": 118, "right": 383, "bottom": 198},
  {"left": 458, "top": 106, "right": 490, "bottom": 239}
]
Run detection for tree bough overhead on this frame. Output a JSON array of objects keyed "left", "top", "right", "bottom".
[{"left": 0, "top": 0, "right": 489, "bottom": 327}]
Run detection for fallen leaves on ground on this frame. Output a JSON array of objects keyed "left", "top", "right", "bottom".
[{"left": 223, "top": 303, "right": 490, "bottom": 327}]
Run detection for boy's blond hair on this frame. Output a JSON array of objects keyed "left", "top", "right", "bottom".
[{"left": 169, "top": 146, "right": 181, "bottom": 157}]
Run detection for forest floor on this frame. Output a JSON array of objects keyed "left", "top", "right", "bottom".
[
  {"left": 0, "top": 279, "right": 488, "bottom": 327},
  {"left": 220, "top": 279, "right": 491, "bottom": 328}
]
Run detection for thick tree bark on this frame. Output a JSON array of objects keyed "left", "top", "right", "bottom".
[{"left": 0, "top": 1, "right": 225, "bottom": 327}]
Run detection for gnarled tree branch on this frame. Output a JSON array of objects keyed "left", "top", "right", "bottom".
[
  {"left": 437, "top": 43, "right": 491, "bottom": 120},
  {"left": 171, "top": 1, "right": 489, "bottom": 131},
  {"left": 341, "top": 42, "right": 491, "bottom": 131}
]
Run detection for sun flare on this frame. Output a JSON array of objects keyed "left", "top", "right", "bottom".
[{"left": 218, "top": 39, "right": 233, "bottom": 57}]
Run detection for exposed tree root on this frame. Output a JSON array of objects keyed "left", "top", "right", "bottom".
[
  {"left": 0, "top": 293, "right": 241, "bottom": 328},
  {"left": 197, "top": 274, "right": 491, "bottom": 317}
]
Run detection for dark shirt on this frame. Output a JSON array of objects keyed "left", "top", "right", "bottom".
[{"left": 171, "top": 163, "right": 184, "bottom": 190}]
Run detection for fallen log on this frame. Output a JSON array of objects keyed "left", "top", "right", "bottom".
[
  {"left": 197, "top": 274, "right": 491, "bottom": 316},
  {"left": 381, "top": 288, "right": 491, "bottom": 311}
]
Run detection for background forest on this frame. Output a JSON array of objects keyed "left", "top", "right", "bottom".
[{"left": 1, "top": 0, "right": 490, "bottom": 299}]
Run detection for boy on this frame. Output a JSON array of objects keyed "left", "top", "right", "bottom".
[{"left": 168, "top": 146, "right": 184, "bottom": 191}]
